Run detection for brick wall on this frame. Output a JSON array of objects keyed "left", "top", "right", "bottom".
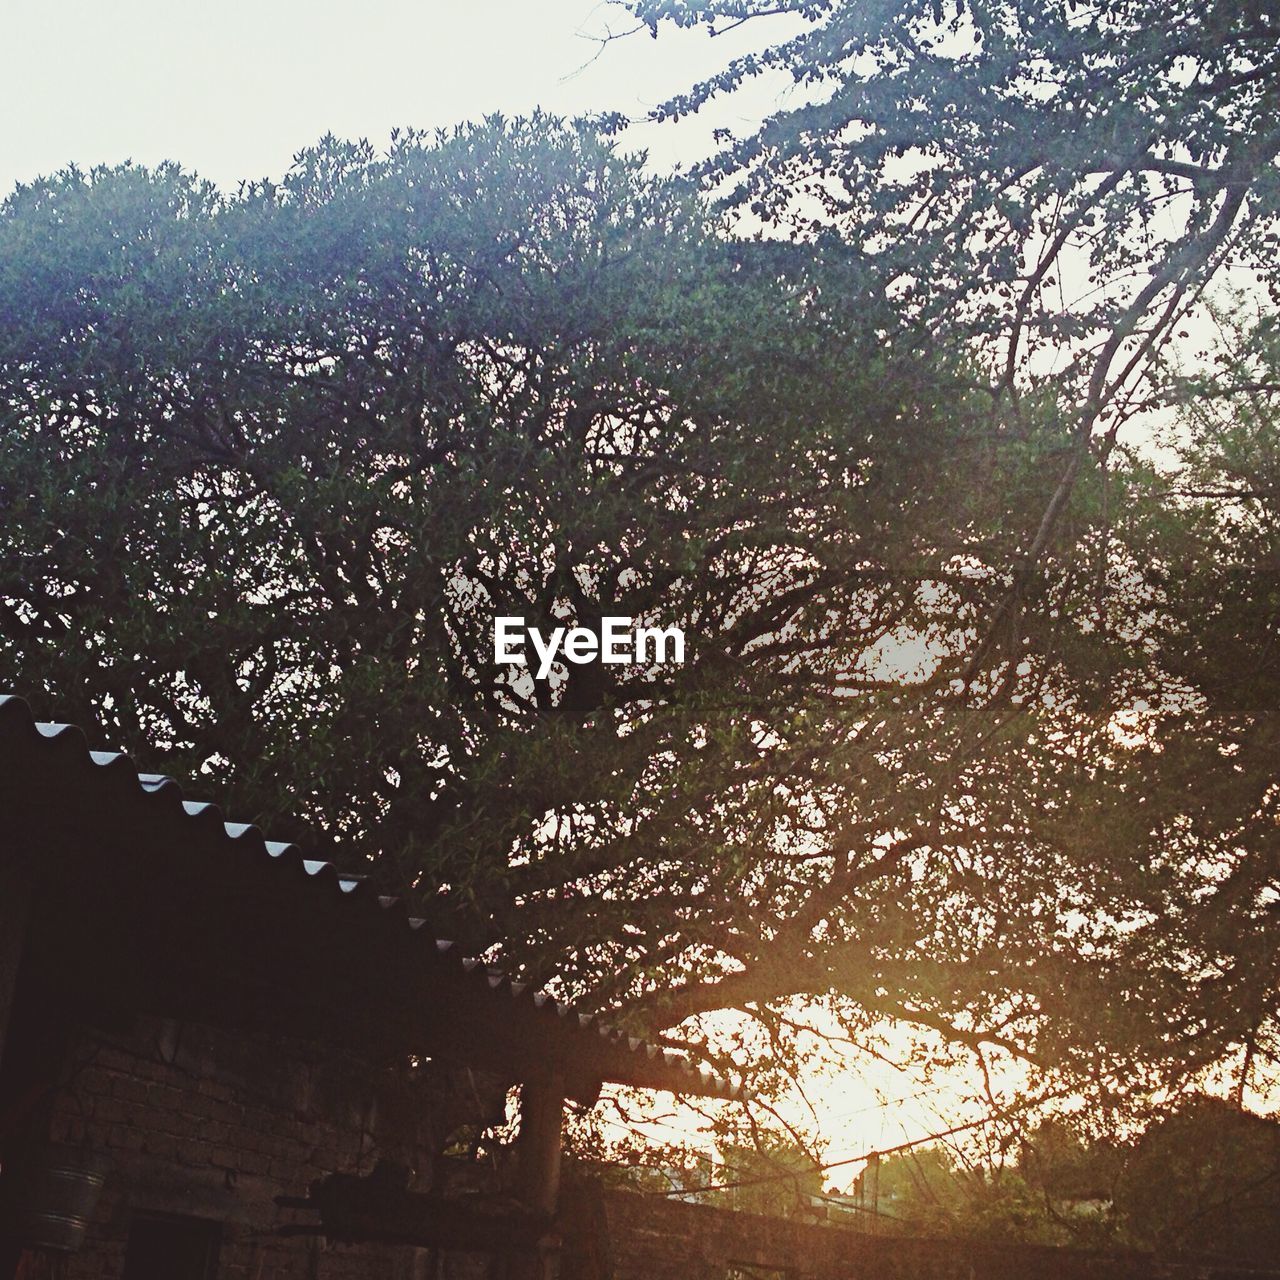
[{"left": 36, "top": 1015, "right": 502, "bottom": 1280}]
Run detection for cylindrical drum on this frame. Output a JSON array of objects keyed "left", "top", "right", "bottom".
[{"left": 0, "top": 1145, "right": 110, "bottom": 1252}]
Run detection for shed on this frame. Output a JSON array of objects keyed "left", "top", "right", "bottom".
[{"left": 0, "top": 694, "right": 738, "bottom": 1280}]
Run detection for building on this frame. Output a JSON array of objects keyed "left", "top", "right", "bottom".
[{"left": 0, "top": 694, "right": 738, "bottom": 1280}]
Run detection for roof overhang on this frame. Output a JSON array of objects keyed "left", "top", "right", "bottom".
[{"left": 0, "top": 695, "right": 743, "bottom": 1104}]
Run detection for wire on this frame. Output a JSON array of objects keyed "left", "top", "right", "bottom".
[
  {"left": 642, "top": 1090, "right": 1067, "bottom": 1199},
  {"left": 816, "top": 1081, "right": 958, "bottom": 1126}
]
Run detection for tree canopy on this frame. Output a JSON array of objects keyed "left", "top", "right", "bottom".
[
  {"left": 862, "top": 1098, "right": 1280, "bottom": 1262},
  {"left": 612, "top": 0, "right": 1280, "bottom": 1107},
  {"left": 1, "top": 91, "right": 1276, "bottom": 1124},
  {"left": 626, "top": 0, "right": 1280, "bottom": 678},
  {"left": 628, "top": 0, "right": 1280, "bottom": 394},
  {"left": 0, "top": 118, "right": 1093, "bottom": 1071}
]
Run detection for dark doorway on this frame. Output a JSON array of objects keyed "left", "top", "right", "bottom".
[{"left": 121, "top": 1213, "right": 220, "bottom": 1280}]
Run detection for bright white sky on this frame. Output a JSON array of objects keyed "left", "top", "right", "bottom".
[{"left": 0, "top": 0, "right": 805, "bottom": 195}]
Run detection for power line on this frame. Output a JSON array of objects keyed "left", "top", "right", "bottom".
[
  {"left": 643, "top": 1091, "right": 1066, "bottom": 1199},
  {"left": 818, "top": 1081, "right": 959, "bottom": 1126}
]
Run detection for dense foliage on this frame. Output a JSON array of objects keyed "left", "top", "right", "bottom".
[
  {"left": 616, "top": 0, "right": 1280, "bottom": 1105},
  {"left": 628, "top": 0, "right": 1280, "bottom": 408},
  {"left": 0, "top": 118, "right": 1113, "bottom": 1077},
  {"left": 3, "top": 90, "right": 1278, "bottom": 1122},
  {"left": 864, "top": 1098, "right": 1280, "bottom": 1262}
]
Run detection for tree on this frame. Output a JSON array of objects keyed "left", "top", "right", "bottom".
[
  {"left": 611, "top": 0, "right": 1280, "bottom": 1101},
  {"left": 1032, "top": 315, "right": 1280, "bottom": 1106},
  {"left": 1116, "top": 1095, "right": 1280, "bottom": 1261},
  {"left": 873, "top": 1144, "right": 1048, "bottom": 1241},
  {"left": 712, "top": 1140, "right": 825, "bottom": 1218},
  {"left": 624, "top": 0, "right": 1280, "bottom": 673},
  {"left": 0, "top": 113, "right": 1248, "bottom": 1112},
  {"left": 0, "top": 117, "right": 1080, "bottom": 1062},
  {"left": 858, "top": 1100, "right": 1280, "bottom": 1255}
]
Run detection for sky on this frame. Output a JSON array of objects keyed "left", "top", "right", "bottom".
[{"left": 0, "top": 0, "right": 805, "bottom": 195}]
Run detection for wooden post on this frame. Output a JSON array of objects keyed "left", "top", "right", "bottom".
[
  {"left": 0, "top": 860, "right": 32, "bottom": 1280},
  {"left": 0, "top": 859, "right": 31, "bottom": 1080},
  {"left": 516, "top": 1071, "right": 565, "bottom": 1215},
  {"left": 511, "top": 1071, "right": 566, "bottom": 1280}
]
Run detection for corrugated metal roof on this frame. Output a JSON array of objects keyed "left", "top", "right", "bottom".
[{"left": 0, "top": 693, "right": 743, "bottom": 1102}]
